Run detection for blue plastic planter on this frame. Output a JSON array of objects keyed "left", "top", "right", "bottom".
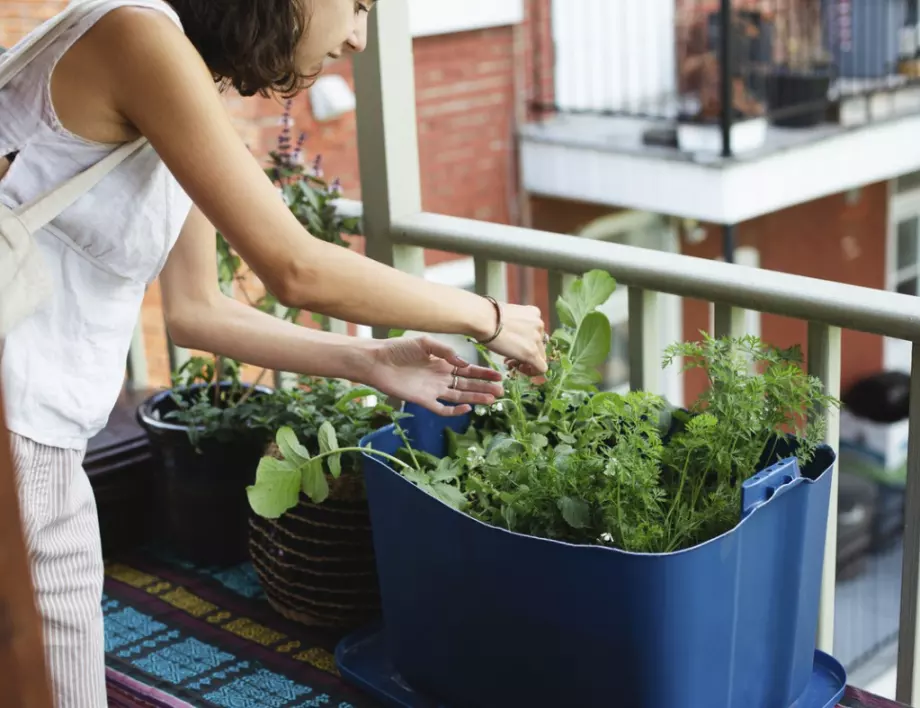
[{"left": 357, "top": 404, "right": 839, "bottom": 708}]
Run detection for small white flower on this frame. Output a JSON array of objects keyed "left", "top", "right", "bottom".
[
  {"left": 492, "top": 402, "right": 504, "bottom": 413},
  {"left": 474, "top": 405, "right": 488, "bottom": 416},
  {"left": 600, "top": 532, "right": 614, "bottom": 543}
]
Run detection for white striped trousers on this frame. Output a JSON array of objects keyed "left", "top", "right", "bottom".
[{"left": 11, "top": 433, "right": 107, "bottom": 707}]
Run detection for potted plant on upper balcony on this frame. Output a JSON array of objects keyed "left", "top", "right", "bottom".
[
  {"left": 137, "top": 101, "right": 361, "bottom": 566},
  {"left": 246, "top": 378, "right": 398, "bottom": 629},
  {"left": 331, "top": 270, "right": 846, "bottom": 708},
  {"left": 677, "top": 9, "right": 769, "bottom": 155}
]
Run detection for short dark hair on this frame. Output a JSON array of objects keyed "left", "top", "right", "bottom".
[{"left": 168, "top": 0, "right": 315, "bottom": 97}]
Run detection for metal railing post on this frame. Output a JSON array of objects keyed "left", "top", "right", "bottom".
[
  {"left": 628, "top": 287, "right": 660, "bottom": 393},
  {"left": 474, "top": 259, "right": 509, "bottom": 303},
  {"left": 719, "top": 0, "right": 734, "bottom": 158},
  {"left": 807, "top": 322, "right": 842, "bottom": 654},
  {"left": 713, "top": 303, "right": 746, "bottom": 339},
  {"left": 546, "top": 272, "right": 565, "bottom": 332},
  {"left": 353, "top": 0, "right": 426, "bottom": 338},
  {"left": 897, "top": 342, "right": 920, "bottom": 704}
]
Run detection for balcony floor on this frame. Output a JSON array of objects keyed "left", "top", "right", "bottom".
[{"left": 521, "top": 114, "right": 847, "bottom": 167}]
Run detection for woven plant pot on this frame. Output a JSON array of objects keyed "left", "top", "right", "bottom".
[{"left": 249, "top": 444, "right": 381, "bottom": 629}]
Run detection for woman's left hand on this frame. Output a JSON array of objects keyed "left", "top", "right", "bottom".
[{"left": 366, "top": 336, "right": 503, "bottom": 416}]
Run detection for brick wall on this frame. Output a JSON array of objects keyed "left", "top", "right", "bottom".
[
  {"left": 2, "top": 4, "right": 530, "bottom": 387},
  {"left": 529, "top": 187, "right": 888, "bottom": 403}
]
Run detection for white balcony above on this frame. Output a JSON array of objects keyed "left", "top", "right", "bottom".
[{"left": 520, "top": 103, "right": 920, "bottom": 224}]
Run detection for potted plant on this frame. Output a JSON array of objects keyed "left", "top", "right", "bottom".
[
  {"left": 137, "top": 101, "right": 361, "bottom": 565},
  {"left": 246, "top": 378, "right": 398, "bottom": 629},
  {"left": 137, "top": 356, "right": 274, "bottom": 565},
  {"left": 765, "top": 0, "right": 834, "bottom": 128},
  {"left": 677, "top": 8, "right": 769, "bottom": 154},
  {"left": 331, "top": 270, "right": 846, "bottom": 707}
]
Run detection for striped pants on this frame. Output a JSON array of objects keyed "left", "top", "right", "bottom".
[{"left": 11, "top": 433, "right": 107, "bottom": 707}]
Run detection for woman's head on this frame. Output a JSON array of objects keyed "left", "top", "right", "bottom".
[{"left": 168, "top": 0, "right": 375, "bottom": 97}]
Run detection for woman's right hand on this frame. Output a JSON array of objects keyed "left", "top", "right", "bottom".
[{"left": 481, "top": 302, "right": 548, "bottom": 376}]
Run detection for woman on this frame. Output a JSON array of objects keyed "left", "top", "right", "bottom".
[{"left": 0, "top": 0, "right": 547, "bottom": 704}]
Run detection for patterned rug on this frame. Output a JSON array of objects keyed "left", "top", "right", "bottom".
[
  {"left": 102, "top": 547, "right": 379, "bottom": 708},
  {"left": 101, "top": 547, "right": 907, "bottom": 708}
]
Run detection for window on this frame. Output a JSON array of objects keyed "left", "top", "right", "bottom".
[
  {"left": 884, "top": 183, "right": 920, "bottom": 373},
  {"left": 894, "top": 215, "right": 920, "bottom": 296}
]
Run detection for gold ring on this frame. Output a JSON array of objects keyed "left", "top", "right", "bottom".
[{"left": 450, "top": 375, "right": 460, "bottom": 390}]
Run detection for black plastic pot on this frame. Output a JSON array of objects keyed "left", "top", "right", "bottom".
[
  {"left": 765, "top": 69, "right": 833, "bottom": 128},
  {"left": 137, "top": 383, "right": 274, "bottom": 566}
]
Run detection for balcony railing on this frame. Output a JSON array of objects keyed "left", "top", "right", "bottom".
[
  {"left": 529, "top": 0, "right": 920, "bottom": 157},
  {"left": 121, "top": 1, "right": 920, "bottom": 702}
]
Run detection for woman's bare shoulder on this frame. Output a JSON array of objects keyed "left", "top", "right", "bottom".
[{"left": 52, "top": 5, "right": 213, "bottom": 143}]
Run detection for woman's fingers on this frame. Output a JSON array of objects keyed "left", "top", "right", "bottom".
[
  {"left": 440, "top": 388, "right": 497, "bottom": 406},
  {"left": 419, "top": 336, "right": 468, "bottom": 368},
  {"left": 454, "top": 363, "right": 502, "bottom": 382},
  {"left": 453, "top": 377, "right": 503, "bottom": 396},
  {"left": 436, "top": 403, "right": 472, "bottom": 417}
]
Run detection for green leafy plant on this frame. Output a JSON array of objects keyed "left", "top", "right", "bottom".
[
  {"left": 164, "top": 356, "right": 271, "bottom": 447},
  {"left": 245, "top": 380, "right": 404, "bottom": 516},
  {"left": 382, "top": 270, "right": 838, "bottom": 554}
]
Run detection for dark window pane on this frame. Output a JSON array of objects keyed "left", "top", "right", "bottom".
[
  {"left": 898, "top": 219, "right": 919, "bottom": 271},
  {"left": 897, "top": 278, "right": 918, "bottom": 296}
]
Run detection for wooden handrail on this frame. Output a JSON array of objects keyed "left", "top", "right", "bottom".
[{"left": 0, "top": 381, "right": 52, "bottom": 707}]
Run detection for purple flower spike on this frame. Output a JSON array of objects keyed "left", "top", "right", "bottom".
[{"left": 311, "top": 154, "right": 324, "bottom": 178}]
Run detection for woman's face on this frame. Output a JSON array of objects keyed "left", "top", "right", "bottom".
[{"left": 298, "top": 0, "right": 376, "bottom": 74}]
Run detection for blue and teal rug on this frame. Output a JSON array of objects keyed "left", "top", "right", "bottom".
[{"left": 103, "top": 548, "right": 379, "bottom": 707}]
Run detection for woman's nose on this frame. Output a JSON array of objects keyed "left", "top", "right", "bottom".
[{"left": 345, "top": 26, "right": 368, "bottom": 54}]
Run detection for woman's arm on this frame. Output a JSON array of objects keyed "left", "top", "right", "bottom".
[
  {"left": 161, "top": 207, "right": 376, "bottom": 382},
  {"left": 81, "top": 8, "right": 544, "bottom": 372},
  {"left": 160, "top": 207, "right": 504, "bottom": 414}
]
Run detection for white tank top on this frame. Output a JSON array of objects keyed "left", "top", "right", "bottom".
[{"left": 0, "top": 0, "right": 193, "bottom": 450}]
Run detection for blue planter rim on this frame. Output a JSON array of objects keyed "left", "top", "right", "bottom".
[{"left": 361, "top": 421, "right": 835, "bottom": 558}]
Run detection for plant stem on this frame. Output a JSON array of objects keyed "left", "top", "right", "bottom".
[
  {"left": 665, "top": 451, "right": 693, "bottom": 530},
  {"left": 237, "top": 367, "right": 270, "bottom": 406},
  {"left": 311, "top": 446, "right": 416, "bottom": 473},
  {"left": 213, "top": 356, "right": 223, "bottom": 408},
  {"left": 393, "top": 422, "right": 421, "bottom": 470}
]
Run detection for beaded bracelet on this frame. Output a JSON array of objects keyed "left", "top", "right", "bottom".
[{"left": 477, "top": 295, "right": 504, "bottom": 345}]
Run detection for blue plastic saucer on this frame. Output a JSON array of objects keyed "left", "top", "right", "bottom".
[{"left": 335, "top": 624, "right": 847, "bottom": 708}]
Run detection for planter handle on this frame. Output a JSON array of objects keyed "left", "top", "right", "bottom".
[{"left": 741, "top": 457, "right": 801, "bottom": 520}]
